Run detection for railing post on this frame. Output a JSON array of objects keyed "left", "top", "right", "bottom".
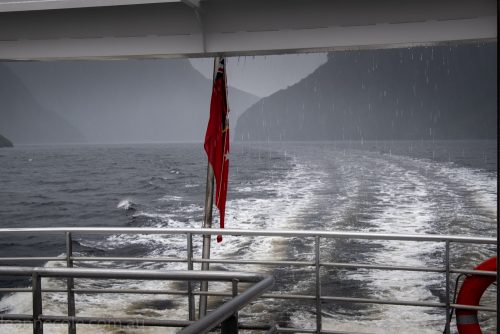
[
  {"left": 221, "top": 279, "right": 239, "bottom": 334},
  {"left": 187, "top": 233, "right": 195, "bottom": 321},
  {"left": 32, "top": 272, "right": 43, "bottom": 334},
  {"left": 315, "top": 236, "right": 322, "bottom": 334},
  {"left": 444, "top": 240, "right": 451, "bottom": 334},
  {"left": 66, "top": 232, "right": 76, "bottom": 334}
]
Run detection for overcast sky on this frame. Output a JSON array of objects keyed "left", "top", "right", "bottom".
[{"left": 190, "top": 52, "right": 328, "bottom": 97}]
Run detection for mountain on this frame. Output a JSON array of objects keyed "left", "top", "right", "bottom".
[
  {"left": 5, "top": 60, "right": 258, "bottom": 143},
  {"left": 0, "top": 64, "right": 86, "bottom": 144},
  {"left": 0, "top": 134, "right": 13, "bottom": 147},
  {"left": 235, "top": 43, "right": 497, "bottom": 141}
]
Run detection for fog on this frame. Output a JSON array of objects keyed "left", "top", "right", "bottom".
[{"left": 0, "top": 43, "right": 496, "bottom": 145}]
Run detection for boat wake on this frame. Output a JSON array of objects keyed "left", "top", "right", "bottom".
[{"left": 0, "top": 143, "right": 496, "bottom": 333}]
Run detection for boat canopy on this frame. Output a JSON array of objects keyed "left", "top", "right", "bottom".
[{"left": 0, "top": 0, "right": 496, "bottom": 60}]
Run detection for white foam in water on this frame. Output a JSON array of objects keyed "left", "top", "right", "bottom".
[
  {"left": 284, "top": 152, "right": 439, "bottom": 333},
  {"left": 117, "top": 199, "right": 134, "bottom": 210},
  {"left": 203, "top": 156, "right": 328, "bottom": 299},
  {"left": 317, "top": 150, "right": 496, "bottom": 333},
  {"left": 228, "top": 158, "right": 323, "bottom": 234},
  {"left": 159, "top": 195, "right": 183, "bottom": 201},
  {"left": 333, "top": 157, "right": 441, "bottom": 332},
  {"left": 437, "top": 165, "right": 497, "bottom": 218}
]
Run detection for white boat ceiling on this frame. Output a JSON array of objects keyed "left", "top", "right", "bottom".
[{"left": 0, "top": 0, "right": 496, "bottom": 60}]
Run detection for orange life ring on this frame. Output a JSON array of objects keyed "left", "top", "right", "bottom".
[{"left": 455, "top": 256, "right": 497, "bottom": 334}]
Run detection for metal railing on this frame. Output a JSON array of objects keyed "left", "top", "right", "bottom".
[
  {"left": 0, "top": 266, "right": 273, "bottom": 334},
  {"left": 0, "top": 227, "right": 496, "bottom": 334}
]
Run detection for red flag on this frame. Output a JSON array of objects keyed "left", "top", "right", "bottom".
[{"left": 204, "top": 57, "right": 229, "bottom": 243}]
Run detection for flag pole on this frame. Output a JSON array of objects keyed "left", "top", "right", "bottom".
[{"left": 199, "top": 56, "right": 219, "bottom": 318}]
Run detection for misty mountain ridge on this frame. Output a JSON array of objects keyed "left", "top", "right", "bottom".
[
  {"left": 0, "top": 133, "right": 13, "bottom": 147},
  {"left": 0, "top": 64, "right": 86, "bottom": 144},
  {"left": 4, "top": 59, "right": 258, "bottom": 144},
  {"left": 235, "top": 43, "right": 496, "bottom": 141}
]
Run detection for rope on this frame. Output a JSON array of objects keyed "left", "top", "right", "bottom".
[{"left": 443, "top": 273, "right": 468, "bottom": 334}]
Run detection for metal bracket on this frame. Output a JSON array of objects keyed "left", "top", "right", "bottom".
[
  {"left": 181, "top": 0, "right": 201, "bottom": 9},
  {"left": 181, "top": 0, "right": 206, "bottom": 53}
]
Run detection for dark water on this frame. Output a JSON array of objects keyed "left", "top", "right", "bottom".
[{"left": 0, "top": 140, "right": 496, "bottom": 333}]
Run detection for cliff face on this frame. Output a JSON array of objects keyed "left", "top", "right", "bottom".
[
  {"left": 0, "top": 64, "right": 86, "bottom": 144},
  {"left": 0, "top": 134, "right": 13, "bottom": 147},
  {"left": 235, "top": 43, "right": 496, "bottom": 141}
]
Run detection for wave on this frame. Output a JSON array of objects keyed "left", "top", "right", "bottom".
[
  {"left": 158, "top": 195, "right": 183, "bottom": 201},
  {"left": 117, "top": 199, "right": 136, "bottom": 211},
  {"left": 436, "top": 165, "right": 497, "bottom": 218}
]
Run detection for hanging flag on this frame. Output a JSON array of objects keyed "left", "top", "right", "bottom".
[{"left": 204, "top": 57, "right": 229, "bottom": 243}]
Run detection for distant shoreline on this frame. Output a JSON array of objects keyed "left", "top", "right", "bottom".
[{"left": 6, "top": 138, "right": 496, "bottom": 146}]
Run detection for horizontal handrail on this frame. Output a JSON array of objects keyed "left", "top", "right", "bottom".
[
  {"left": 0, "top": 266, "right": 270, "bottom": 282},
  {"left": 71, "top": 256, "right": 186, "bottom": 262},
  {"left": 0, "top": 227, "right": 496, "bottom": 244},
  {"left": 1, "top": 257, "right": 496, "bottom": 277},
  {"left": 0, "top": 287, "right": 494, "bottom": 313},
  {"left": 0, "top": 257, "right": 62, "bottom": 262}
]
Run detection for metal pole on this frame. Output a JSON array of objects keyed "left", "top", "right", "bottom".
[
  {"left": 32, "top": 272, "right": 43, "bottom": 334},
  {"left": 199, "top": 56, "right": 219, "bottom": 318},
  {"left": 66, "top": 232, "right": 76, "bottom": 334},
  {"left": 444, "top": 241, "right": 451, "bottom": 334},
  {"left": 199, "top": 161, "right": 215, "bottom": 318},
  {"left": 187, "top": 233, "right": 195, "bottom": 321},
  {"left": 221, "top": 279, "right": 239, "bottom": 334},
  {"left": 315, "top": 236, "right": 322, "bottom": 334}
]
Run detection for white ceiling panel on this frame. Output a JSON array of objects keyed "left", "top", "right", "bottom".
[{"left": 0, "top": 0, "right": 496, "bottom": 60}]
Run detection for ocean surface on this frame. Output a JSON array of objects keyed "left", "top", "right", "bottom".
[{"left": 0, "top": 140, "right": 497, "bottom": 333}]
